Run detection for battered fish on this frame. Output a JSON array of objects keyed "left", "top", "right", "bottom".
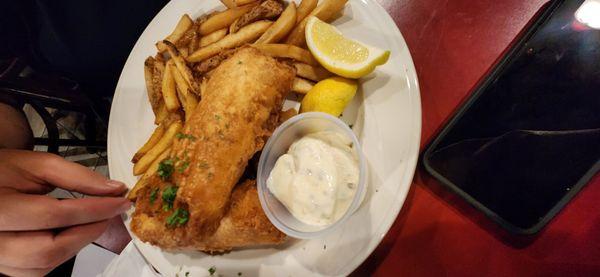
[
  {"left": 132, "top": 179, "right": 286, "bottom": 251},
  {"left": 131, "top": 47, "right": 294, "bottom": 250}
]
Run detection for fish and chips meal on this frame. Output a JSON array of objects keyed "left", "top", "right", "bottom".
[{"left": 127, "top": 0, "right": 389, "bottom": 252}]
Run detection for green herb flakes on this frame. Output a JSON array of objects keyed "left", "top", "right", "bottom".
[
  {"left": 149, "top": 187, "right": 159, "bottom": 204},
  {"left": 157, "top": 159, "right": 174, "bottom": 181},
  {"left": 161, "top": 185, "right": 178, "bottom": 211},
  {"left": 166, "top": 208, "right": 189, "bottom": 228},
  {"left": 177, "top": 160, "right": 190, "bottom": 173},
  {"left": 208, "top": 266, "right": 216, "bottom": 275},
  {"left": 176, "top": 132, "right": 197, "bottom": 141}
]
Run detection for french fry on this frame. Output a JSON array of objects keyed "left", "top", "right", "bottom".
[
  {"left": 184, "top": 93, "right": 198, "bottom": 121},
  {"left": 292, "top": 77, "right": 314, "bottom": 94},
  {"left": 175, "top": 28, "right": 196, "bottom": 49},
  {"left": 220, "top": 0, "right": 237, "bottom": 9},
  {"left": 170, "top": 62, "right": 198, "bottom": 121},
  {"left": 199, "top": 3, "right": 257, "bottom": 35},
  {"left": 189, "top": 31, "right": 199, "bottom": 53},
  {"left": 181, "top": 47, "right": 190, "bottom": 58},
  {"left": 235, "top": 0, "right": 258, "bottom": 5},
  {"left": 127, "top": 175, "right": 147, "bottom": 201},
  {"left": 279, "top": 108, "right": 298, "bottom": 123},
  {"left": 200, "top": 28, "right": 228, "bottom": 47},
  {"left": 285, "top": 0, "right": 348, "bottom": 46},
  {"left": 155, "top": 101, "right": 168, "bottom": 124},
  {"left": 162, "top": 60, "right": 180, "bottom": 111},
  {"left": 144, "top": 57, "right": 162, "bottom": 116},
  {"left": 132, "top": 123, "right": 166, "bottom": 163},
  {"left": 163, "top": 41, "right": 200, "bottom": 94},
  {"left": 255, "top": 43, "right": 319, "bottom": 65},
  {"left": 294, "top": 62, "right": 332, "bottom": 81},
  {"left": 229, "top": 18, "right": 241, "bottom": 34},
  {"left": 133, "top": 120, "right": 182, "bottom": 175},
  {"left": 127, "top": 147, "right": 172, "bottom": 201},
  {"left": 296, "top": 0, "right": 317, "bottom": 24},
  {"left": 170, "top": 61, "right": 190, "bottom": 97},
  {"left": 255, "top": 2, "right": 297, "bottom": 44},
  {"left": 230, "top": 0, "right": 283, "bottom": 34},
  {"left": 188, "top": 20, "right": 273, "bottom": 62},
  {"left": 151, "top": 58, "right": 165, "bottom": 101},
  {"left": 157, "top": 14, "right": 194, "bottom": 52}
]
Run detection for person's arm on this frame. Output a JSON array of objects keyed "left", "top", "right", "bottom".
[
  {"left": 0, "top": 149, "right": 130, "bottom": 277},
  {"left": 0, "top": 102, "right": 33, "bottom": 150}
]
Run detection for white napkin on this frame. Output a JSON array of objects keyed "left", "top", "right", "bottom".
[{"left": 99, "top": 242, "right": 160, "bottom": 277}]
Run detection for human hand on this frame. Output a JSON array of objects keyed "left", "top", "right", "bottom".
[{"left": 0, "top": 149, "right": 131, "bottom": 277}]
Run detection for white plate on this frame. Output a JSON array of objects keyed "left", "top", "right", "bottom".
[{"left": 108, "top": 0, "right": 421, "bottom": 276}]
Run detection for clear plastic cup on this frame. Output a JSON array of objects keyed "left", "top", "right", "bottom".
[{"left": 257, "top": 112, "right": 367, "bottom": 239}]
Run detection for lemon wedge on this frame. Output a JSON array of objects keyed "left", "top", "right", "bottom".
[
  {"left": 305, "top": 16, "right": 390, "bottom": 79},
  {"left": 300, "top": 76, "right": 358, "bottom": 116}
]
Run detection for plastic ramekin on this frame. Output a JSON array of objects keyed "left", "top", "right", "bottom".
[{"left": 257, "top": 112, "right": 367, "bottom": 239}]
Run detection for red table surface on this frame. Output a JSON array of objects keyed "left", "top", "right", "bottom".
[{"left": 352, "top": 0, "right": 600, "bottom": 276}]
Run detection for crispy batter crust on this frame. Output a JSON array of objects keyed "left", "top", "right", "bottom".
[{"left": 131, "top": 47, "right": 294, "bottom": 250}]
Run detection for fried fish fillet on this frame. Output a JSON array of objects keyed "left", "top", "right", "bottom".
[
  {"left": 131, "top": 47, "right": 294, "bottom": 250},
  {"left": 132, "top": 179, "right": 286, "bottom": 251}
]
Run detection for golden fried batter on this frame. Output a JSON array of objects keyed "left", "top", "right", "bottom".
[{"left": 131, "top": 47, "right": 294, "bottom": 250}]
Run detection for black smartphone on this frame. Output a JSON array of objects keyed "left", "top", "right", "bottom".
[{"left": 422, "top": 0, "right": 600, "bottom": 235}]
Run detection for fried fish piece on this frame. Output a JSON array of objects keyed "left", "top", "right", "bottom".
[
  {"left": 132, "top": 179, "right": 286, "bottom": 251},
  {"left": 131, "top": 47, "right": 294, "bottom": 250}
]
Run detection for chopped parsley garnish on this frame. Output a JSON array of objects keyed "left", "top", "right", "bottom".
[
  {"left": 157, "top": 158, "right": 174, "bottom": 181},
  {"left": 162, "top": 185, "right": 178, "bottom": 211},
  {"left": 185, "top": 272, "right": 189, "bottom": 277},
  {"left": 214, "top": 114, "right": 221, "bottom": 121},
  {"left": 149, "top": 187, "right": 159, "bottom": 204},
  {"left": 208, "top": 266, "right": 216, "bottom": 275},
  {"left": 177, "top": 160, "right": 190, "bottom": 173},
  {"left": 166, "top": 208, "right": 189, "bottom": 228},
  {"left": 176, "top": 132, "right": 196, "bottom": 141},
  {"left": 238, "top": 272, "right": 242, "bottom": 276}
]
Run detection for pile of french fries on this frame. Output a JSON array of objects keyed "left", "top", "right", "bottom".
[{"left": 129, "top": 0, "right": 348, "bottom": 199}]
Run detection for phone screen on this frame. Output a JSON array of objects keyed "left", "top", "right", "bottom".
[{"left": 423, "top": 0, "right": 600, "bottom": 233}]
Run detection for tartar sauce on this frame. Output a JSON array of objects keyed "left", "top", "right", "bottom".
[{"left": 267, "top": 131, "right": 359, "bottom": 226}]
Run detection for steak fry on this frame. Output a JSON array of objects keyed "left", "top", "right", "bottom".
[{"left": 230, "top": 0, "right": 283, "bottom": 33}]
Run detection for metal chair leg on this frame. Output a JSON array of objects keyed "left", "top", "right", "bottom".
[{"left": 29, "top": 100, "right": 59, "bottom": 154}]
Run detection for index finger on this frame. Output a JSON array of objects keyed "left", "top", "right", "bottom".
[
  {"left": 0, "top": 189, "right": 130, "bottom": 231},
  {"left": 2, "top": 149, "right": 127, "bottom": 196}
]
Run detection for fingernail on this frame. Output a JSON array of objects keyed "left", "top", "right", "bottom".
[
  {"left": 118, "top": 200, "right": 132, "bottom": 213},
  {"left": 106, "top": 180, "right": 126, "bottom": 190}
]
